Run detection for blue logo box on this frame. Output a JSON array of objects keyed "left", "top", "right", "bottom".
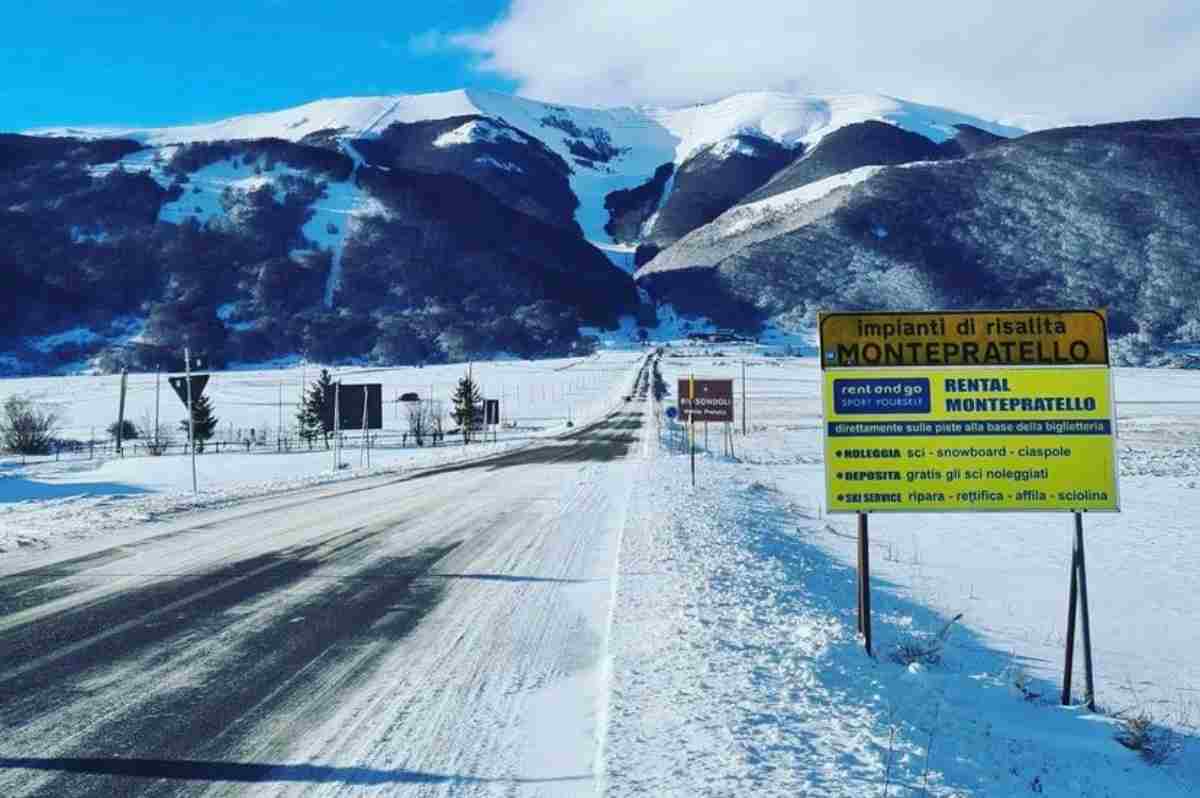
[{"left": 832, "top": 378, "right": 931, "bottom": 415}]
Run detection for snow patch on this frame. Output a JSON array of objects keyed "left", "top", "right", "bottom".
[
  {"left": 473, "top": 155, "right": 525, "bottom": 173},
  {"left": 69, "top": 226, "right": 110, "bottom": 244},
  {"left": 28, "top": 328, "right": 101, "bottom": 354},
  {"left": 720, "top": 164, "right": 883, "bottom": 237},
  {"left": 708, "top": 135, "right": 766, "bottom": 159},
  {"left": 433, "top": 118, "right": 525, "bottom": 148}
]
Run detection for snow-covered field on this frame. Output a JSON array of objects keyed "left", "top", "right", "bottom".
[
  {"left": 4, "top": 343, "right": 1198, "bottom": 794},
  {"left": 0, "top": 351, "right": 646, "bottom": 553},
  {"left": 603, "top": 348, "right": 1199, "bottom": 795}
]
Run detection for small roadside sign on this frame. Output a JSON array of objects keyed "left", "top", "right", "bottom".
[
  {"left": 168, "top": 375, "right": 209, "bottom": 407},
  {"left": 484, "top": 399, "right": 500, "bottom": 425},
  {"left": 666, "top": 406, "right": 678, "bottom": 420},
  {"left": 677, "top": 378, "right": 734, "bottom": 422}
]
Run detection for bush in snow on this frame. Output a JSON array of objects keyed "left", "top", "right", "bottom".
[
  {"left": 888, "top": 613, "right": 962, "bottom": 667},
  {"left": 0, "top": 395, "right": 61, "bottom": 455},
  {"left": 1114, "top": 709, "right": 1179, "bottom": 765}
]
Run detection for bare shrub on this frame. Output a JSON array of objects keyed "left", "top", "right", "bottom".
[
  {"left": 138, "top": 412, "right": 173, "bottom": 456},
  {"left": 1, "top": 395, "right": 61, "bottom": 455},
  {"left": 1114, "top": 710, "right": 1177, "bottom": 765},
  {"left": 407, "top": 400, "right": 432, "bottom": 446},
  {"left": 889, "top": 613, "right": 963, "bottom": 667}
]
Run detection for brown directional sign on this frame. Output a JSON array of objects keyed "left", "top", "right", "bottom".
[
  {"left": 168, "top": 375, "right": 209, "bottom": 407},
  {"left": 677, "top": 378, "right": 734, "bottom": 422},
  {"left": 819, "top": 309, "right": 1109, "bottom": 369}
]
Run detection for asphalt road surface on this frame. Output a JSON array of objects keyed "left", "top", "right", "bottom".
[{"left": 0, "top": 364, "right": 654, "bottom": 797}]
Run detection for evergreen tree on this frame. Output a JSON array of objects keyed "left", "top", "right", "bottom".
[
  {"left": 298, "top": 369, "right": 335, "bottom": 449},
  {"left": 295, "top": 394, "right": 318, "bottom": 449},
  {"left": 451, "top": 371, "right": 482, "bottom": 445},
  {"left": 179, "top": 394, "right": 218, "bottom": 453}
]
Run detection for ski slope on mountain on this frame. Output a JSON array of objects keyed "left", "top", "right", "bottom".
[{"left": 29, "top": 89, "right": 1023, "bottom": 254}]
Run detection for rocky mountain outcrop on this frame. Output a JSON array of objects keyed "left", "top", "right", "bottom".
[
  {"left": 351, "top": 115, "right": 582, "bottom": 233},
  {"left": 603, "top": 162, "right": 674, "bottom": 244},
  {"left": 641, "top": 135, "right": 796, "bottom": 248},
  {"left": 736, "top": 121, "right": 944, "bottom": 206}
]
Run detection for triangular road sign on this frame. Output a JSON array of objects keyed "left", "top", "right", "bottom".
[{"left": 168, "top": 375, "right": 209, "bottom": 407}]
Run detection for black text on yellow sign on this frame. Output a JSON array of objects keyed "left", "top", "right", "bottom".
[
  {"left": 822, "top": 367, "right": 1118, "bottom": 513},
  {"left": 819, "top": 310, "right": 1109, "bottom": 369}
]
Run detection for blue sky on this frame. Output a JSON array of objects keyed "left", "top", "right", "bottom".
[
  {"left": 3, "top": 1, "right": 1196, "bottom": 133},
  {"left": 1, "top": 1, "right": 515, "bottom": 132}
]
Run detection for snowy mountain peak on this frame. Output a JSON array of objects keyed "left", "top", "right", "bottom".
[{"left": 26, "top": 88, "right": 1022, "bottom": 155}]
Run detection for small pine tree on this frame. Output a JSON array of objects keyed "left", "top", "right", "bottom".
[
  {"left": 295, "top": 379, "right": 320, "bottom": 450},
  {"left": 299, "top": 369, "right": 336, "bottom": 449},
  {"left": 107, "top": 419, "right": 139, "bottom": 442},
  {"left": 179, "top": 394, "right": 218, "bottom": 453},
  {"left": 451, "top": 372, "right": 482, "bottom": 445}
]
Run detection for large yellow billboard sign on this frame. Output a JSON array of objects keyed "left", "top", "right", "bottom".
[
  {"left": 820, "top": 310, "right": 1109, "bottom": 368},
  {"left": 823, "top": 366, "right": 1118, "bottom": 513}
]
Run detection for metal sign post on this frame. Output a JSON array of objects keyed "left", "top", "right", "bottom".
[
  {"left": 1062, "top": 511, "right": 1096, "bottom": 710},
  {"left": 184, "top": 348, "right": 197, "bottom": 493},
  {"left": 857, "top": 513, "right": 873, "bottom": 656},
  {"left": 689, "top": 375, "right": 696, "bottom": 488},
  {"left": 361, "top": 388, "right": 369, "bottom": 468}
]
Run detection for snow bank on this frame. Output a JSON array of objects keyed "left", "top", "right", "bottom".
[{"left": 602, "top": 352, "right": 1200, "bottom": 793}]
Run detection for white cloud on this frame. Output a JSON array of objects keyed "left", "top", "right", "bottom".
[
  {"left": 408, "top": 29, "right": 453, "bottom": 56},
  {"left": 453, "top": 0, "right": 1200, "bottom": 127}
]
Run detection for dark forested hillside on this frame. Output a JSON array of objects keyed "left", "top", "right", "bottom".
[{"left": 0, "top": 130, "right": 636, "bottom": 374}]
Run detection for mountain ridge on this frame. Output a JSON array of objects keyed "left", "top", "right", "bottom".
[{"left": 11, "top": 89, "right": 1195, "bottom": 374}]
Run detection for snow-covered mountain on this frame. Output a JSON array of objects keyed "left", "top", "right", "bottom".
[
  {"left": 0, "top": 88, "right": 1051, "bottom": 374},
  {"left": 3, "top": 88, "right": 1026, "bottom": 374},
  {"left": 635, "top": 119, "right": 1200, "bottom": 356},
  {"left": 29, "top": 89, "right": 1023, "bottom": 268}
]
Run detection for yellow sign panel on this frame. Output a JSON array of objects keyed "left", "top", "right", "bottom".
[
  {"left": 823, "top": 367, "right": 1118, "bottom": 513},
  {"left": 820, "top": 310, "right": 1109, "bottom": 368}
]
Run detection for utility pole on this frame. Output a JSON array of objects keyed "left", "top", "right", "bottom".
[
  {"left": 741, "top": 360, "right": 747, "bottom": 435},
  {"left": 116, "top": 369, "right": 128, "bottom": 457},
  {"left": 277, "top": 380, "right": 283, "bottom": 451},
  {"left": 332, "top": 379, "right": 340, "bottom": 471},
  {"left": 154, "top": 365, "right": 161, "bottom": 453},
  {"left": 360, "top": 388, "right": 369, "bottom": 468}
]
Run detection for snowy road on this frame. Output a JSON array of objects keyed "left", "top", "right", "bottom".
[{"left": 0, "top": 389, "right": 650, "bottom": 795}]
